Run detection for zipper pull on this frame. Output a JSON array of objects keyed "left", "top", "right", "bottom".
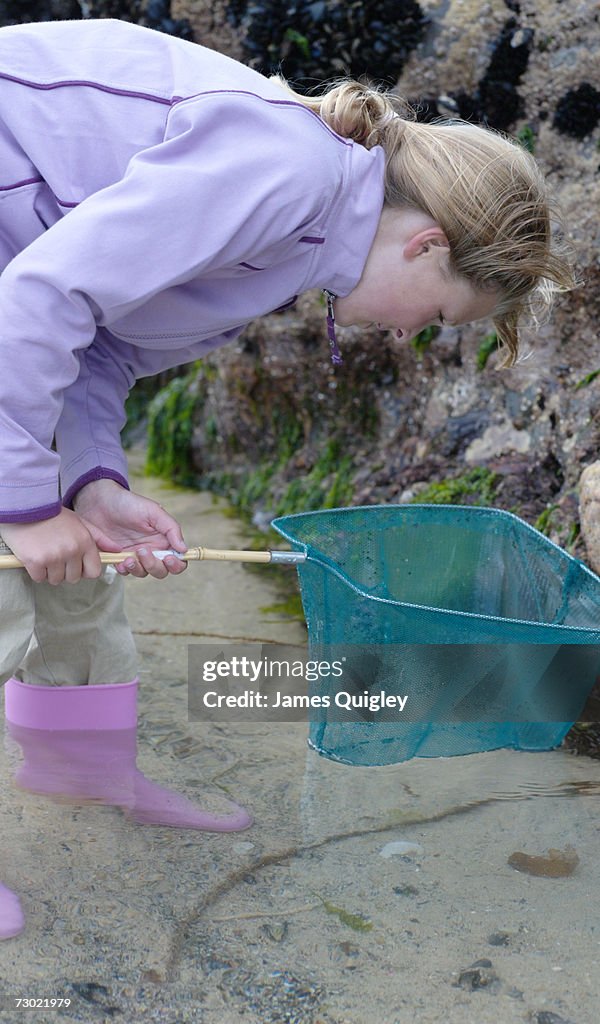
[{"left": 324, "top": 289, "right": 343, "bottom": 366}]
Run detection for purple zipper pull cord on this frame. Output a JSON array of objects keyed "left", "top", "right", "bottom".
[{"left": 324, "top": 290, "right": 343, "bottom": 365}]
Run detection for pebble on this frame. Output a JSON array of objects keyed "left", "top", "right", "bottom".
[
  {"left": 393, "top": 884, "right": 419, "bottom": 896},
  {"left": 380, "top": 841, "right": 424, "bottom": 859},
  {"left": 456, "top": 958, "right": 498, "bottom": 991},
  {"left": 232, "top": 841, "right": 255, "bottom": 854},
  {"left": 437, "top": 93, "right": 459, "bottom": 113},
  {"left": 510, "top": 27, "right": 534, "bottom": 48},
  {"left": 68, "top": 981, "right": 122, "bottom": 1016},
  {"left": 331, "top": 940, "right": 361, "bottom": 967},
  {"left": 338, "top": 941, "right": 360, "bottom": 957},
  {"left": 507, "top": 845, "right": 579, "bottom": 878},
  {"left": 260, "top": 921, "right": 289, "bottom": 943},
  {"left": 140, "top": 968, "right": 164, "bottom": 984},
  {"left": 535, "top": 1013, "right": 574, "bottom": 1024}
]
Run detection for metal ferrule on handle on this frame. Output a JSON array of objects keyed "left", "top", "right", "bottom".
[
  {"left": 268, "top": 550, "right": 306, "bottom": 564},
  {"left": 0, "top": 546, "right": 307, "bottom": 569}
]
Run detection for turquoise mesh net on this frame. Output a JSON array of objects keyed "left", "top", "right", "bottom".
[{"left": 272, "top": 505, "right": 600, "bottom": 765}]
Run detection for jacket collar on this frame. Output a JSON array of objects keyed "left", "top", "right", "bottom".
[
  {"left": 314, "top": 142, "right": 385, "bottom": 299},
  {"left": 311, "top": 143, "right": 385, "bottom": 364}
]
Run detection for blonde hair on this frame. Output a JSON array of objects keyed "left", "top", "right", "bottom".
[{"left": 272, "top": 76, "right": 576, "bottom": 367}]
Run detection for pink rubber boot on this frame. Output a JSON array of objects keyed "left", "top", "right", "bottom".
[
  {"left": 0, "top": 883, "right": 24, "bottom": 940},
  {"left": 4, "top": 678, "right": 252, "bottom": 832}
]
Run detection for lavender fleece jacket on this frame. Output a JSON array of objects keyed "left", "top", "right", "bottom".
[{"left": 0, "top": 18, "right": 385, "bottom": 523}]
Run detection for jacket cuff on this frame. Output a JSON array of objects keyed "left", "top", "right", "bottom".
[
  {"left": 62, "top": 467, "right": 130, "bottom": 510},
  {"left": 0, "top": 500, "right": 62, "bottom": 524}
]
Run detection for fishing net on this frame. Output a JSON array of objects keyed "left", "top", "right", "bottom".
[{"left": 272, "top": 505, "right": 600, "bottom": 765}]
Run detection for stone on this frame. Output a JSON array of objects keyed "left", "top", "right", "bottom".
[
  {"left": 580, "top": 462, "right": 600, "bottom": 575},
  {"left": 170, "top": 0, "right": 245, "bottom": 59},
  {"left": 464, "top": 422, "right": 531, "bottom": 463},
  {"left": 379, "top": 841, "right": 424, "bottom": 859},
  {"left": 456, "top": 958, "right": 498, "bottom": 990}
]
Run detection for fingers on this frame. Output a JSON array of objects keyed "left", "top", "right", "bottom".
[
  {"left": 164, "top": 523, "right": 188, "bottom": 555},
  {"left": 161, "top": 552, "right": 188, "bottom": 576},
  {"left": 29, "top": 551, "right": 102, "bottom": 586},
  {"left": 82, "top": 546, "right": 104, "bottom": 581},
  {"left": 27, "top": 544, "right": 102, "bottom": 585},
  {"left": 114, "top": 546, "right": 188, "bottom": 580},
  {"left": 1, "top": 508, "right": 103, "bottom": 585},
  {"left": 147, "top": 505, "right": 187, "bottom": 552}
]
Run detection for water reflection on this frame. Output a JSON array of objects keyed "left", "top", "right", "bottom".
[
  {"left": 300, "top": 743, "right": 600, "bottom": 842},
  {"left": 2, "top": 718, "right": 600, "bottom": 1022}
]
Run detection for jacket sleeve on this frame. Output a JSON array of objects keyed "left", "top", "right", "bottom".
[
  {"left": 0, "top": 93, "right": 335, "bottom": 522},
  {"left": 55, "top": 328, "right": 243, "bottom": 507}
]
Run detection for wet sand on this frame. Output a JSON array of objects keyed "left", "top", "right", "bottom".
[{"left": 2, "top": 462, "right": 600, "bottom": 1023}]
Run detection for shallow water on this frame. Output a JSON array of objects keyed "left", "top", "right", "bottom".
[
  {"left": 3, "top": 718, "right": 599, "bottom": 1024},
  {"left": 1, "top": 475, "right": 599, "bottom": 1024}
]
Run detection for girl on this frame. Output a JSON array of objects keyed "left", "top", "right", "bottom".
[{"left": 0, "top": 17, "right": 574, "bottom": 938}]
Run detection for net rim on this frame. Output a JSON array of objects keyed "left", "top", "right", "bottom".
[{"left": 271, "top": 503, "right": 600, "bottom": 640}]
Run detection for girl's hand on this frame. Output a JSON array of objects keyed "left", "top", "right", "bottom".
[
  {"left": 0, "top": 507, "right": 102, "bottom": 584},
  {"left": 73, "top": 478, "right": 188, "bottom": 579}
]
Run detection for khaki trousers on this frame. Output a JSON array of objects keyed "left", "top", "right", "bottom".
[{"left": 0, "top": 539, "right": 138, "bottom": 687}]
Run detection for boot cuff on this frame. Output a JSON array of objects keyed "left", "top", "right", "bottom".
[{"left": 3, "top": 677, "right": 138, "bottom": 731}]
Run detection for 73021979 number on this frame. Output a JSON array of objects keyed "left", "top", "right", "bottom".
[{"left": 14, "top": 999, "right": 72, "bottom": 1008}]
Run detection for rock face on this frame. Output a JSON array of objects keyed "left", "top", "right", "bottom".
[
  {"left": 168, "top": 0, "right": 244, "bottom": 57},
  {"left": 158, "top": 0, "right": 600, "bottom": 570},
  {"left": 580, "top": 462, "right": 600, "bottom": 575}
]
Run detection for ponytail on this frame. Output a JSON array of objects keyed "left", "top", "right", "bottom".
[{"left": 271, "top": 74, "right": 412, "bottom": 149}]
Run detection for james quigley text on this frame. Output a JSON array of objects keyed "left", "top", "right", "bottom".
[{"left": 200, "top": 690, "right": 409, "bottom": 713}]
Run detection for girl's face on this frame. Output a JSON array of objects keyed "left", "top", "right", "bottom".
[{"left": 335, "top": 207, "right": 499, "bottom": 341}]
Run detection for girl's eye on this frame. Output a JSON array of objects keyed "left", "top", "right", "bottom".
[{"left": 438, "top": 312, "right": 445, "bottom": 325}]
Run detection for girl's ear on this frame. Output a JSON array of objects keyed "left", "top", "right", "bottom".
[{"left": 403, "top": 226, "right": 450, "bottom": 259}]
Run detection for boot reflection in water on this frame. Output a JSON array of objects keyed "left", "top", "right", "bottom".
[
  {"left": 4, "top": 677, "right": 252, "bottom": 831},
  {"left": 0, "top": 883, "right": 24, "bottom": 940}
]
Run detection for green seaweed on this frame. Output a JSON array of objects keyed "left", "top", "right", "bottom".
[
  {"left": 122, "top": 368, "right": 185, "bottom": 448},
  {"left": 273, "top": 441, "right": 354, "bottom": 519},
  {"left": 566, "top": 521, "right": 581, "bottom": 551},
  {"left": 516, "top": 124, "right": 536, "bottom": 154},
  {"left": 316, "top": 896, "right": 373, "bottom": 932},
  {"left": 236, "top": 465, "right": 277, "bottom": 511},
  {"left": 145, "top": 363, "right": 204, "bottom": 485},
  {"left": 259, "top": 593, "right": 306, "bottom": 620},
  {"left": 284, "top": 27, "right": 310, "bottom": 59},
  {"left": 411, "top": 467, "right": 499, "bottom": 507},
  {"left": 381, "top": 808, "right": 428, "bottom": 828},
  {"left": 122, "top": 389, "right": 150, "bottom": 448},
  {"left": 575, "top": 368, "right": 600, "bottom": 390},
  {"left": 535, "top": 505, "right": 558, "bottom": 536},
  {"left": 411, "top": 325, "right": 440, "bottom": 355},
  {"left": 476, "top": 332, "right": 500, "bottom": 371}
]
